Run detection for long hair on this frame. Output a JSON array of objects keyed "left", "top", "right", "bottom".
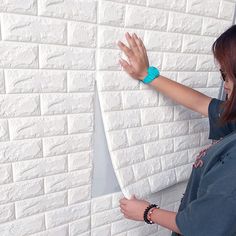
[{"left": 212, "top": 24, "right": 236, "bottom": 126}]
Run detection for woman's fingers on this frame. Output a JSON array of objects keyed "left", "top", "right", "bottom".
[
  {"left": 119, "top": 58, "right": 134, "bottom": 75},
  {"left": 138, "top": 37, "right": 149, "bottom": 67},
  {"left": 118, "top": 41, "right": 133, "bottom": 59},
  {"left": 125, "top": 32, "right": 140, "bottom": 55},
  {"left": 133, "top": 33, "right": 143, "bottom": 54}
]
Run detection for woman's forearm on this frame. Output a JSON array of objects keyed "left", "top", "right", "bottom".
[
  {"left": 149, "top": 75, "right": 211, "bottom": 117},
  {"left": 151, "top": 208, "right": 182, "bottom": 235}
]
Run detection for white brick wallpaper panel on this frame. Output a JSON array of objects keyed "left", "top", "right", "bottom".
[
  {"left": 96, "top": 0, "right": 235, "bottom": 198},
  {"left": 0, "top": 0, "right": 96, "bottom": 235}
]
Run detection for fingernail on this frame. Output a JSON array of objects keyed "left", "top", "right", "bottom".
[{"left": 126, "top": 32, "right": 131, "bottom": 37}]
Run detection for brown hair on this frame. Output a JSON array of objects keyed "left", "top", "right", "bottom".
[{"left": 212, "top": 24, "right": 236, "bottom": 126}]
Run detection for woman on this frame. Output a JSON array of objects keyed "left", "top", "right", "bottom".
[{"left": 117, "top": 25, "right": 236, "bottom": 235}]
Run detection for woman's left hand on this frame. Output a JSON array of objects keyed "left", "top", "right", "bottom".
[{"left": 119, "top": 195, "right": 150, "bottom": 221}]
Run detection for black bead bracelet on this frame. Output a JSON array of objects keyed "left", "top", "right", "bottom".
[{"left": 143, "top": 204, "right": 159, "bottom": 224}]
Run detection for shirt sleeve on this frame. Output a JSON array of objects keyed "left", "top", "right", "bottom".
[
  {"left": 175, "top": 150, "right": 236, "bottom": 236},
  {"left": 208, "top": 98, "right": 227, "bottom": 140}
]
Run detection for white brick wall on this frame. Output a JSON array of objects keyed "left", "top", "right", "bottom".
[{"left": 0, "top": 0, "right": 235, "bottom": 235}]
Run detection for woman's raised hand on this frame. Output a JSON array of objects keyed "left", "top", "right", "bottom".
[{"left": 117, "top": 32, "right": 149, "bottom": 81}]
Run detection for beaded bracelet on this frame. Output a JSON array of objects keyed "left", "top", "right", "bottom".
[{"left": 143, "top": 204, "right": 160, "bottom": 224}]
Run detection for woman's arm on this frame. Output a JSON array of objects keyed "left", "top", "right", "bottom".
[
  {"left": 119, "top": 195, "right": 182, "bottom": 235},
  {"left": 150, "top": 207, "right": 182, "bottom": 235},
  {"left": 149, "top": 75, "right": 212, "bottom": 118},
  {"left": 118, "top": 32, "right": 212, "bottom": 117}
]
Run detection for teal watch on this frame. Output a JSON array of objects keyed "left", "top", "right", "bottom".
[{"left": 142, "top": 66, "right": 160, "bottom": 84}]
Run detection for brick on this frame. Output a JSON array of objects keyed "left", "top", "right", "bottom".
[
  {"left": 122, "top": 178, "right": 151, "bottom": 198},
  {"left": 15, "top": 191, "right": 67, "bottom": 218},
  {"left": 112, "top": 145, "right": 145, "bottom": 169},
  {"left": 196, "top": 55, "right": 217, "bottom": 71},
  {"left": 187, "top": 0, "right": 221, "bottom": 17},
  {"left": 31, "top": 225, "right": 68, "bottom": 236},
  {"left": 129, "top": 0, "right": 146, "bottom": 5},
  {"left": 0, "top": 163, "right": 12, "bottom": 184},
  {"left": 43, "top": 133, "right": 93, "bottom": 157},
  {"left": 68, "top": 151, "right": 92, "bottom": 171},
  {"left": 174, "top": 105, "right": 202, "bottom": 121},
  {"left": 175, "top": 163, "right": 193, "bottom": 182},
  {"left": 168, "top": 12, "right": 202, "bottom": 34},
  {"left": 0, "top": 69, "right": 5, "bottom": 93},
  {"left": 189, "top": 117, "right": 209, "bottom": 133},
  {"left": 0, "top": 139, "right": 42, "bottom": 163},
  {"left": 45, "top": 169, "right": 91, "bottom": 193},
  {"left": 219, "top": 1, "right": 235, "bottom": 20},
  {"left": 159, "top": 120, "right": 189, "bottom": 139},
  {"left": 122, "top": 90, "right": 158, "bottom": 109},
  {"left": 144, "top": 138, "right": 174, "bottom": 159},
  {"left": 207, "top": 72, "right": 222, "bottom": 87},
  {"left": 91, "top": 225, "right": 111, "bottom": 236},
  {"left": 104, "top": 110, "right": 141, "bottom": 131},
  {"left": 127, "top": 224, "right": 159, "bottom": 236},
  {"left": 9, "top": 116, "right": 67, "bottom": 140},
  {"left": 0, "top": 179, "right": 44, "bottom": 204},
  {"left": 5, "top": 69, "right": 66, "bottom": 93},
  {"left": 141, "top": 106, "right": 173, "bottom": 125},
  {"left": 0, "top": 42, "right": 38, "bottom": 68},
  {"left": 107, "top": 129, "right": 129, "bottom": 151},
  {"left": 70, "top": 217, "right": 91, "bottom": 236},
  {"left": 177, "top": 72, "right": 208, "bottom": 87},
  {"left": 0, "top": 119, "right": 9, "bottom": 141},
  {"left": 2, "top": 13, "right": 66, "bottom": 44},
  {"left": 91, "top": 195, "right": 112, "bottom": 214},
  {"left": 149, "top": 168, "right": 177, "bottom": 193},
  {"left": 0, "top": 203, "right": 15, "bottom": 223},
  {"left": 126, "top": 125, "right": 159, "bottom": 146},
  {"left": 0, "top": 214, "right": 45, "bottom": 236},
  {"left": 41, "top": 93, "right": 94, "bottom": 115},
  {"left": 160, "top": 150, "right": 189, "bottom": 170},
  {"left": 13, "top": 155, "right": 67, "bottom": 181},
  {"left": 0, "top": 94, "right": 40, "bottom": 117},
  {"left": 162, "top": 53, "right": 198, "bottom": 71},
  {"left": 98, "top": 49, "right": 121, "bottom": 70},
  {"left": 46, "top": 201, "right": 90, "bottom": 228},
  {"left": 147, "top": 0, "right": 186, "bottom": 12},
  {"left": 125, "top": 5, "right": 168, "bottom": 30},
  {"left": 68, "top": 21, "right": 96, "bottom": 47},
  {"left": 202, "top": 18, "right": 232, "bottom": 36},
  {"left": 182, "top": 35, "right": 215, "bottom": 54},
  {"left": 0, "top": 0, "right": 37, "bottom": 15},
  {"left": 68, "top": 114, "right": 94, "bottom": 134},
  {"left": 111, "top": 218, "right": 143, "bottom": 235},
  {"left": 132, "top": 158, "right": 161, "bottom": 181},
  {"left": 39, "top": 45, "right": 95, "bottom": 70},
  {"left": 38, "top": 0, "right": 97, "bottom": 23},
  {"left": 174, "top": 133, "right": 201, "bottom": 152},
  {"left": 145, "top": 31, "right": 182, "bottom": 52},
  {"left": 98, "top": 26, "right": 144, "bottom": 49},
  {"left": 99, "top": 1, "right": 125, "bottom": 27},
  {"left": 91, "top": 208, "right": 123, "bottom": 228},
  {"left": 99, "top": 91, "right": 123, "bottom": 111},
  {"left": 68, "top": 185, "right": 91, "bottom": 205},
  {"left": 68, "top": 71, "right": 95, "bottom": 92},
  {"left": 97, "top": 71, "right": 140, "bottom": 91},
  {"left": 116, "top": 166, "right": 135, "bottom": 187}
]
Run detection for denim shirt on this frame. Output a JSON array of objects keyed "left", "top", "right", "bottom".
[{"left": 171, "top": 98, "right": 236, "bottom": 236}]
